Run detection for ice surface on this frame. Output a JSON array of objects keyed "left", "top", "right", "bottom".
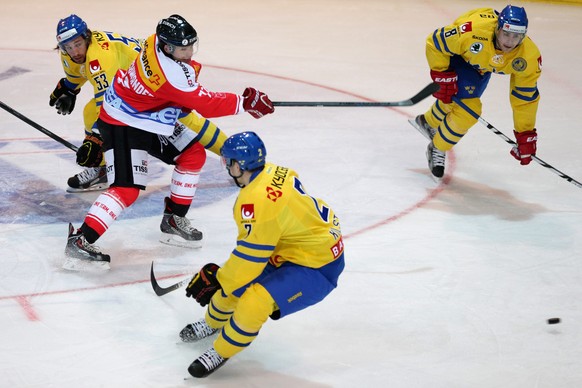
[{"left": 1, "top": 1, "right": 582, "bottom": 387}]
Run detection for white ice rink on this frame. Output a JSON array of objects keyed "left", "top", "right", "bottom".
[{"left": 1, "top": 0, "right": 582, "bottom": 387}]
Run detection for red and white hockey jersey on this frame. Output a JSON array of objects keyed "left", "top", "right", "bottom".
[{"left": 100, "top": 34, "right": 243, "bottom": 136}]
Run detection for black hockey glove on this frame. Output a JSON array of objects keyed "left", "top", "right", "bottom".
[
  {"left": 49, "top": 78, "right": 80, "bottom": 115},
  {"left": 76, "top": 133, "right": 104, "bottom": 167},
  {"left": 186, "top": 263, "right": 221, "bottom": 307}
]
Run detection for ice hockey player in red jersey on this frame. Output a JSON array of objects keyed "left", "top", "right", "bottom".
[{"left": 63, "top": 14, "right": 274, "bottom": 271}]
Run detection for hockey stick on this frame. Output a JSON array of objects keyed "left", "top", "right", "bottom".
[
  {"left": 272, "top": 82, "right": 439, "bottom": 107},
  {"left": 0, "top": 100, "right": 78, "bottom": 152},
  {"left": 453, "top": 96, "right": 582, "bottom": 189},
  {"left": 150, "top": 262, "right": 190, "bottom": 296}
]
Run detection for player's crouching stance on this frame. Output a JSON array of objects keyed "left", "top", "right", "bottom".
[
  {"left": 410, "top": 5, "right": 542, "bottom": 180},
  {"left": 179, "top": 132, "right": 345, "bottom": 377}
]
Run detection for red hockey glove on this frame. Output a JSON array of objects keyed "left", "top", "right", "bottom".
[
  {"left": 49, "top": 78, "right": 80, "bottom": 115},
  {"left": 185, "top": 263, "right": 221, "bottom": 307},
  {"left": 242, "top": 87, "right": 274, "bottom": 119},
  {"left": 510, "top": 129, "right": 537, "bottom": 165},
  {"left": 430, "top": 70, "right": 458, "bottom": 104},
  {"left": 76, "top": 133, "right": 104, "bottom": 167}
]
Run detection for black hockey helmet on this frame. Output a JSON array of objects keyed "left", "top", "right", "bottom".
[{"left": 156, "top": 14, "right": 198, "bottom": 47}]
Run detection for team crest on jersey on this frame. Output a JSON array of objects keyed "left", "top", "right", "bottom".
[
  {"left": 89, "top": 59, "right": 102, "bottom": 74},
  {"left": 512, "top": 58, "right": 527, "bottom": 72},
  {"left": 463, "top": 86, "right": 476, "bottom": 95},
  {"left": 266, "top": 186, "right": 283, "bottom": 202},
  {"left": 491, "top": 54, "right": 505, "bottom": 65},
  {"left": 459, "top": 22, "right": 472, "bottom": 34},
  {"left": 470, "top": 43, "right": 483, "bottom": 54}
]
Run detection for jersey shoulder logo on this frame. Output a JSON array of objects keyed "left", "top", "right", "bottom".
[{"left": 460, "top": 22, "right": 472, "bottom": 34}]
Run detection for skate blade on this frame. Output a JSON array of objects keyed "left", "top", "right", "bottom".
[
  {"left": 66, "top": 183, "right": 109, "bottom": 193},
  {"left": 62, "top": 257, "right": 111, "bottom": 271},
  {"left": 428, "top": 174, "right": 443, "bottom": 183},
  {"left": 159, "top": 233, "right": 203, "bottom": 249},
  {"left": 408, "top": 118, "right": 432, "bottom": 141}
]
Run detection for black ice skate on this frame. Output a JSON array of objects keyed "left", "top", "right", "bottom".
[
  {"left": 63, "top": 223, "right": 110, "bottom": 271},
  {"left": 426, "top": 142, "right": 446, "bottom": 179},
  {"left": 67, "top": 166, "right": 108, "bottom": 193},
  {"left": 408, "top": 114, "right": 437, "bottom": 141},
  {"left": 159, "top": 205, "right": 203, "bottom": 249},
  {"left": 188, "top": 347, "right": 228, "bottom": 378},
  {"left": 179, "top": 319, "right": 218, "bottom": 343}
]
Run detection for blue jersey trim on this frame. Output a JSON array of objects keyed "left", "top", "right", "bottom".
[
  {"left": 232, "top": 249, "right": 270, "bottom": 263},
  {"left": 237, "top": 240, "right": 276, "bottom": 251}
]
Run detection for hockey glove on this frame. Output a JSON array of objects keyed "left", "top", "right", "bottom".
[
  {"left": 186, "top": 263, "right": 222, "bottom": 307},
  {"left": 430, "top": 70, "right": 458, "bottom": 104},
  {"left": 242, "top": 87, "right": 274, "bottom": 119},
  {"left": 510, "top": 129, "right": 537, "bottom": 165},
  {"left": 49, "top": 78, "right": 80, "bottom": 115},
  {"left": 76, "top": 133, "right": 104, "bottom": 167}
]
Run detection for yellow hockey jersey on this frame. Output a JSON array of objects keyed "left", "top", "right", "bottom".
[
  {"left": 427, "top": 8, "right": 542, "bottom": 132},
  {"left": 59, "top": 30, "right": 141, "bottom": 128},
  {"left": 217, "top": 163, "right": 344, "bottom": 295}
]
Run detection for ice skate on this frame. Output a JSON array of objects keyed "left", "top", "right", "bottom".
[
  {"left": 66, "top": 166, "right": 108, "bottom": 193},
  {"left": 426, "top": 142, "right": 446, "bottom": 179},
  {"left": 408, "top": 114, "right": 437, "bottom": 141},
  {"left": 63, "top": 223, "right": 110, "bottom": 271},
  {"left": 160, "top": 210, "right": 203, "bottom": 249},
  {"left": 188, "top": 347, "right": 228, "bottom": 378},
  {"left": 179, "top": 319, "right": 218, "bottom": 343}
]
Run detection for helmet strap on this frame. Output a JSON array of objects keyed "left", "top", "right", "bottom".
[{"left": 227, "top": 162, "right": 246, "bottom": 188}]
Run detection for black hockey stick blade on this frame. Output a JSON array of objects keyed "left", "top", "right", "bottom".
[
  {"left": 150, "top": 262, "right": 189, "bottom": 296},
  {"left": 0, "top": 100, "right": 78, "bottom": 152},
  {"left": 272, "top": 82, "right": 439, "bottom": 107}
]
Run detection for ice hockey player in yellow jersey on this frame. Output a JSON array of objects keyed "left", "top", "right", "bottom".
[
  {"left": 179, "top": 131, "right": 345, "bottom": 378},
  {"left": 50, "top": 14, "right": 142, "bottom": 192},
  {"left": 410, "top": 5, "right": 542, "bottom": 179}
]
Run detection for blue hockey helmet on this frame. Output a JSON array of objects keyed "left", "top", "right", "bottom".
[
  {"left": 497, "top": 5, "right": 528, "bottom": 34},
  {"left": 56, "top": 14, "right": 89, "bottom": 49},
  {"left": 221, "top": 132, "right": 267, "bottom": 171},
  {"left": 156, "top": 14, "right": 198, "bottom": 47}
]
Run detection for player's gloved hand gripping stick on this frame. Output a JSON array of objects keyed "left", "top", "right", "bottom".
[{"left": 453, "top": 96, "right": 582, "bottom": 189}]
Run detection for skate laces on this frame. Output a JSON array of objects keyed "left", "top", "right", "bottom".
[
  {"left": 75, "top": 234, "right": 105, "bottom": 254},
  {"left": 180, "top": 319, "right": 218, "bottom": 342},
  {"left": 431, "top": 145, "right": 446, "bottom": 166},
  {"left": 171, "top": 214, "right": 196, "bottom": 233},
  {"left": 198, "top": 348, "right": 224, "bottom": 370},
  {"left": 76, "top": 167, "right": 102, "bottom": 184}
]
